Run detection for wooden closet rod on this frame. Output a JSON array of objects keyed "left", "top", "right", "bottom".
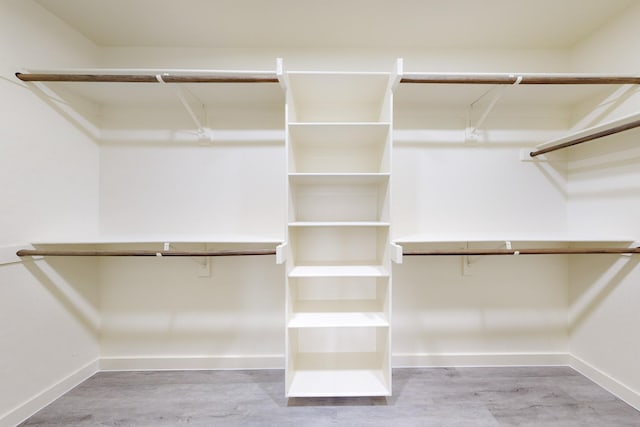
[
  {"left": 404, "top": 247, "right": 640, "bottom": 256},
  {"left": 530, "top": 117, "right": 640, "bottom": 157},
  {"left": 401, "top": 73, "right": 640, "bottom": 85},
  {"left": 15, "top": 73, "right": 279, "bottom": 84},
  {"left": 16, "top": 249, "right": 276, "bottom": 257}
]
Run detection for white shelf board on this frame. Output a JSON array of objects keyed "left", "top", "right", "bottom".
[
  {"left": 288, "top": 312, "right": 389, "bottom": 328},
  {"left": 31, "top": 234, "right": 283, "bottom": 245},
  {"left": 287, "top": 369, "right": 390, "bottom": 397},
  {"left": 288, "top": 221, "right": 390, "bottom": 227},
  {"left": 288, "top": 173, "right": 390, "bottom": 185},
  {"left": 287, "top": 71, "right": 391, "bottom": 76},
  {"left": 289, "top": 121, "right": 391, "bottom": 126},
  {"left": 394, "top": 232, "right": 636, "bottom": 244},
  {"left": 289, "top": 265, "right": 389, "bottom": 278}
]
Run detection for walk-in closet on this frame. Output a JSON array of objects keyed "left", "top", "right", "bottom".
[{"left": 2, "top": 1, "right": 640, "bottom": 425}]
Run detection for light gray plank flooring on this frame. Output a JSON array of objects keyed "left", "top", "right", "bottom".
[{"left": 20, "top": 367, "right": 640, "bottom": 426}]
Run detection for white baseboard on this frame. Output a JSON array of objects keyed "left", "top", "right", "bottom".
[
  {"left": 99, "top": 355, "right": 285, "bottom": 371},
  {"left": 1, "top": 358, "right": 99, "bottom": 427},
  {"left": 393, "top": 352, "right": 570, "bottom": 367},
  {"left": 569, "top": 355, "right": 640, "bottom": 411},
  {"left": 100, "top": 353, "right": 570, "bottom": 372}
]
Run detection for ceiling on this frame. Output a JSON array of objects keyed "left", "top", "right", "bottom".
[{"left": 36, "top": 0, "right": 635, "bottom": 49}]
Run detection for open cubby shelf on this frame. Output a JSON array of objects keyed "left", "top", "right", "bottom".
[{"left": 285, "top": 69, "right": 395, "bottom": 397}]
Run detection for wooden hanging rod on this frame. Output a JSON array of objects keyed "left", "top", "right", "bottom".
[
  {"left": 16, "top": 249, "right": 276, "bottom": 257},
  {"left": 15, "top": 72, "right": 279, "bottom": 84},
  {"left": 529, "top": 117, "right": 640, "bottom": 157},
  {"left": 404, "top": 247, "right": 640, "bottom": 256},
  {"left": 16, "top": 72, "right": 640, "bottom": 85},
  {"left": 401, "top": 73, "right": 640, "bottom": 85}
]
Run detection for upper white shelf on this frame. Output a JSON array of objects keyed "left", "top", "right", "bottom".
[
  {"left": 19, "top": 68, "right": 284, "bottom": 109},
  {"left": 20, "top": 68, "right": 636, "bottom": 112},
  {"left": 288, "top": 173, "right": 390, "bottom": 185},
  {"left": 394, "top": 232, "right": 636, "bottom": 244},
  {"left": 395, "top": 71, "right": 640, "bottom": 111},
  {"left": 289, "top": 221, "right": 390, "bottom": 227},
  {"left": 30, "top": 234, "right": 284, "bottom": 245}
]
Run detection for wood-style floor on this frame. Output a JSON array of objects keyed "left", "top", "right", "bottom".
[{"left": 21, "top": 367, "right": 640, "bottom": 426}]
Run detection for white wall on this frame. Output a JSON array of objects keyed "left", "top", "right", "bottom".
[
  {"left": 96, "top": 105, "right": 286, "bottom": 367},
  {"left": 392, "top": 97, "right": 570, "bottom": 364},
  {"left": 0, "top": 1, "right": 100, "bottom": 424},
  {"left": 567, "top": 2, "right": 640, "bottom": 407},
  {"left": 99, "top": 254, "right": 284, "bottom": 369},
  {"left": 98, "top": 107, "right": 285, "bottom": 239}
]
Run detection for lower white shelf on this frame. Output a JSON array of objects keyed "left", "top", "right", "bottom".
[
  {"left": 289, "top": 265, "right": 389, "bottom": 277},
  {"left": 287, "top": 368, "right": 390, "bottom": 397},
  {"left": 288, "top": 312, "right": 389, "bottom": 328},
  {"left": 286, "top": 347, "right": 391, "bottom": 397}
]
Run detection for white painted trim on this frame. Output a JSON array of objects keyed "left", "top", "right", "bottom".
[
  {"left": 392, "top": 352, "right": 569, "bottom": 367},
  {"left": 569, "top": 355, "right": 640, "bottom": 411},
  {"left": 100, "top": 353, "right": 571, "bottom": 372},
  {"left": 0, "top": 359, "right": 99, "bottom": 427},
  {"left": 100, "top": 355, "right": 285, "bottom": 371}
]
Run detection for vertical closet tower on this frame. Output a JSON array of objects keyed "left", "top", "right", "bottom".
[{"left": 283, "top": 63, "right": 400, "bottom": 397}]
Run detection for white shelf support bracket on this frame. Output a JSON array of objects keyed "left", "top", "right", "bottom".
[
  {"left": 276, "top": 58, "right": 287, "bottom": 91},
  {"left": 156, "top": 73, "right": 212, "bottom": 144},
  {"left": 162, "top": 242, "right": 209, "bottom": 275},
  {"left": 462, "top": 242, "right": 472, "bottom": 276},
  {"left": 520, "top": 148, "right": 550, "bottom": 162},
  {"left": 391, "top": 243, "right": 403, "bottom": 264},
  {"left": 391, "top": 58, "right": 403, "bottom": 91},
  {"left": 197, "top": 243, "right": 211, "bottom": 277},
  {"left": 276, "top": 242, "right": 287, "bottom": 264},
  {"left": 505, "top": 240, "right": 520, "bottom": 256},
  {"left": 624, "top": 241, "right": 640, "bottom": 257},
  {"left": 466, "top": 74, "right": 522, "bottom": 142},
  {"left": 198, "top": 256, "right": 211, "bottom": 277}
]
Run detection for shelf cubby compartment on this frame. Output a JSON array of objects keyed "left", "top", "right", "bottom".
[
  {"left": 288, "top": 226, "right": 390, "bottom": 266},
  {"left": 286, "top": 327, "right": 391, "bottom": 397},
  {"left": 288, "top": 276, "right": 389, "bottom": 316},
  {"left": 289, "top": 177, "right": 390, "bottom": 223},
  {"left": 286, "top": 72, "right": 392, "bottom": 123},
  {"left": 288, "top": 123, "right": 391, "bottom": 173}
]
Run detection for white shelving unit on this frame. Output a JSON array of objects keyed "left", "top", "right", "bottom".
[{"left": 284, "top": 69, "right": 397, "bottom": 397}]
